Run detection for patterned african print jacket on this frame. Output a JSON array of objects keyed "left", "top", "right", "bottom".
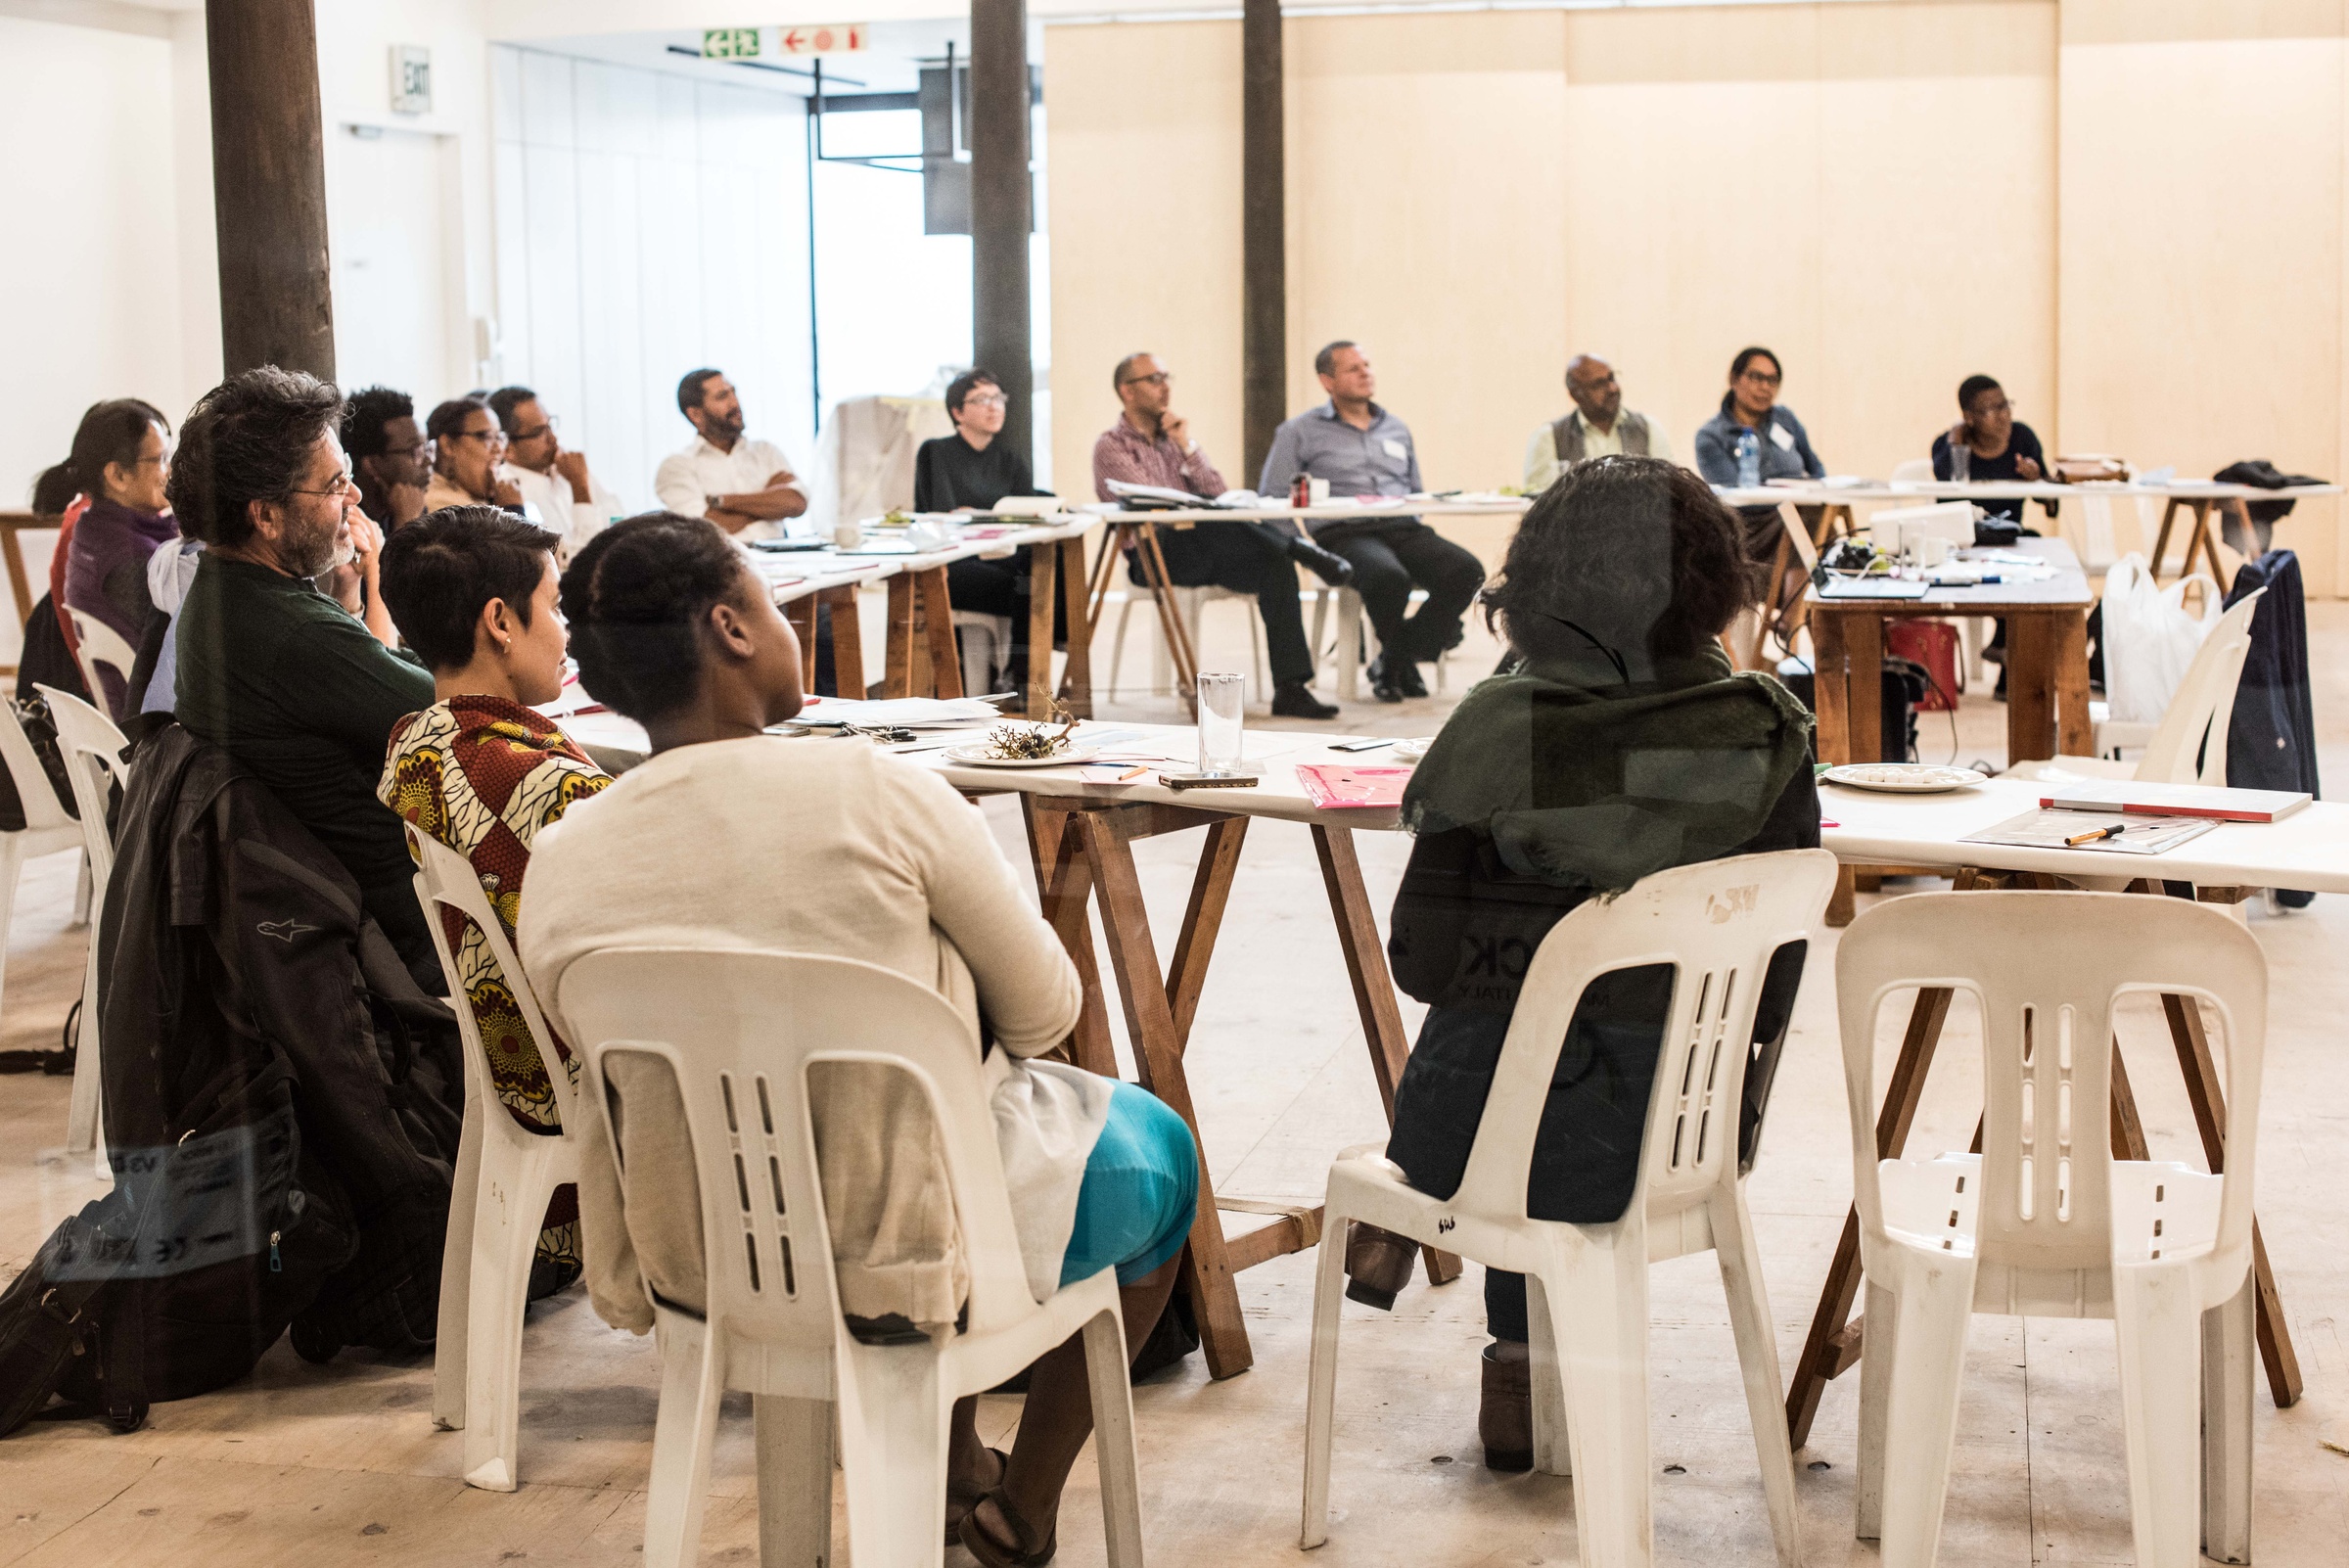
[{"left": 380, "top": 696, "right": 610, "bottom": 1291}]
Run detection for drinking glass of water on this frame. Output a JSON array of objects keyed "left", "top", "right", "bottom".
[{"left": 1196, "top": 672, "right": 1246, "bottom": 774}]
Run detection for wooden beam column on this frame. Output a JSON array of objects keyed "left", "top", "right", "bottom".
[
  {"left": 1241, "top": 0, "right": 1285, "bottom": 488},
  {"left": 970, "top": 0, "right": 1033, "bottom": 468},
  {"left": 206, "top": 0, "right": 336, "bottom": 378}
]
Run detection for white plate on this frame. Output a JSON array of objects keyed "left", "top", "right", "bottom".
[
  {"left": 1391, "top": 736, "right": 1436, "bottom": 763},
  {"left": 1821, "top": 763, "right": 1987, "bottom": 793},
  {"left": 942, "top": 745, "right": 1100, "bottom": 768}
]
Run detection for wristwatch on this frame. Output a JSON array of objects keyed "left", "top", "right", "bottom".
[{"left": 705, "top": 492, "right": 725, "bottom": 512}]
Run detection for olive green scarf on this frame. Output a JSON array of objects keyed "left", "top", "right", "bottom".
[{"left": 1400, "top": 645, "right": 1815, "bottom": 895}]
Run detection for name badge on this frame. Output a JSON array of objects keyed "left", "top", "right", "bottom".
[
  {"left": 1770, "top": 423, "right": 1797, "bottom": 452},
  {"left": 1382, "top": 438, "right": 1408, "bottom": 461}
]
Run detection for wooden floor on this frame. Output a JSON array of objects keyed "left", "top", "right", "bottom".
[{"left": 3, "top": 606, "right": 2347, "bottom": 1565}]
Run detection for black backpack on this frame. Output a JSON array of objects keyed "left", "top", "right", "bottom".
[{"left": 0, "top": 1056, "right": 356, "bottom": 1438}]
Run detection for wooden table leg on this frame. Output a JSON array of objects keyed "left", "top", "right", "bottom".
[
  {"left": 1312, "top": 823, "right": 1462, "bottom": 1286},
  {"left": 2179, "top": 499, "right": 2217, "bottom": 583},
  {"left": 2149, "top": 498, "right": 2184, "bottom": 577},
  {"left": 2160, "top": 992, "right": 2302, "bottom": 1407},
  {"left": 823, "top": 584, "right": 866, "bottom": 699},
  {"left": 1846, "top": 611, "right": 1884, "bottom": 764},
  {"left": 784, "top": 597, "right": 817, "bottom": 671},
  {"left": 916, "top": 566, "right": 962, "bottom": 699},
  {"left": 1811, "top": 609, "right": 1857, "bottom": 926},
  {"left": 1787, "top": 974, "right": 1961, "bottom": 1447},
  {"left": 1022, "top": 800, "right": 1118, "bottom": 1077},
  {"left": 1057, "top": 537, "right": 1093, "bottom": 717},
  {"left": 1169, "top": 817, "right": 1248, "bottom": 1046},
  {"left": 1080, "top": 811, "right": 1254, "bottom": 1377},
  {"left": 1138, "top": 522, "right": 1201, "bottom": 705},
  {"left": 2052, "top": 607, "right": 2092, "bottom": 760},
  {"left": 2004, "top": 611, "right": 2057, "bottom": 764},
  {"left": 1, "top": 521, "right": 34, "bottom": 632},
  {"left": 1022, "top": 539, "right": 1057, "bottom": 712},
  {"left": 882, "top": 573, "right": 916, "bottom": 698}
]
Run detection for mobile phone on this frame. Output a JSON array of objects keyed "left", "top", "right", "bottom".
[
  {"left": 1330, "top": 737, "right": 1393, "bottom": 753},
  {"left": 1158, "top": 771, "right": 1260, "bottom": 790}
]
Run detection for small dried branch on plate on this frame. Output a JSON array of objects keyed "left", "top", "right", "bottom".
[{"left": 985, "top": 698, "right": 1081, "bottom": 760}]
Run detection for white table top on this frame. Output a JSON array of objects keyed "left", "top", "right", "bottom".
[
  {"left": 551, "top": 715, "right": 2345, "bottom": 892},
  {"left": 1714, "top": 480, "right": 2340, "bottom": 507},
  {"left": 1090, "top": 497, "right": 1529, "bottom": 526},
  {"left": 1804, "top": 535, "right": 2094, "bottom": 612},
  {"left": 749, "top": 516, "right": 1099, "bottom": 604}
]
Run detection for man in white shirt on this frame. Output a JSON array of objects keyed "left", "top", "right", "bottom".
[
  {"left": 489, "top": 385, "right": 626, "bottom": 562},
  {"left": 652, "top": 368, "right": 807, "bottom": 539},
  {"left": 1522, "top": 353, "right": 1674, "bottom": 492}
]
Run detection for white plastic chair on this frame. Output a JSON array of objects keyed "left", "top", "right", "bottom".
[
  {"left": 558, "top": 946, "right": 1145, "bottom": 1568},
  {"left": 949, "top": 609, "right": 1015, "bottom": 700},
  {"left": 63, "top": 607, "right": 137, "bottom": 720},
  {"left": 35, "top": 686, "right": 130, "bottom": 1158},
  {"left": 0, "top": 700, "right": 90, "bottom": 1058},
  {"left": 1889, "top": 458, "right": 1935, "bottom": 484},
  {"left": 1835, "top": 892, "right": 2266, "bottom": 1568},
  {"left": 1303, "top": 849, "right": 1838, "bottom": 1568},
  {"left": 1107, "top": 582, "right": 1269, "bottom": 702},
  {"left": 2007, "top": 588, "right": 2262, "bottom": 787},
  {"left": 406, "top": 826, "right": 581, "bottom": 1493}
]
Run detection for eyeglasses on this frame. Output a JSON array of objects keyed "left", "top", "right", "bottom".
[
  {"left": 510, "top": 416, "right": 559, "bottom": 442},
  {"left": 963, "top": 392, "right": 1009, "bottom": 409},
  {"left": 441, "top": 428, "right": 508, "bottom": 447},
  {"left": 1737, "top": 368, "right": 1783, "bottom": 387},
  {"left": 287, "top": 470, "right": 358, "bottom": 499},
  {"left": 1119, "top": 372, "right": 1173, "bottom": 389}
]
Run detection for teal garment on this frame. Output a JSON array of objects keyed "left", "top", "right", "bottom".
[{"left": 1059, "top": 1083, "right": 1198, "bottom": 1288}]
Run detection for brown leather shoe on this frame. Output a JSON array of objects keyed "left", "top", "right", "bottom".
[
  {"left": 1480, "top": 1342, "right": 1533, "bottom": 1472},
  {"left": 1343, "top": 1222, "right": 1417, "bottom": 1310}
]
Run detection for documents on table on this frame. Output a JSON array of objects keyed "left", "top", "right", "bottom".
[
  {"left": 2036, "top": 779, "right": 2312, "bottom": 822},
  {"left": 785, "top": 696, "right": 1003, "bottom": 729},
  {"left": 1296, "top": 763, "right": 1413, "bottom": 810},
  {"left": 1960, "top": 809, "right": 2217, "bottom": 856},
  {"left": 1816, "top": 576, "right": 1931, "bottom": 599}
]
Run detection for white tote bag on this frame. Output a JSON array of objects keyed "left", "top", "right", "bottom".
[{"left": 2099, "top": 553, "right": 2220, "bottom": 724}]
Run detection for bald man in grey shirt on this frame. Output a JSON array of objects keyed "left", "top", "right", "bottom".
[{"left": 1258, "top": 342, "right": 1485, "bottom": 702}]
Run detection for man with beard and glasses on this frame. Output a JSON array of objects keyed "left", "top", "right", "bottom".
[
  {"left": 653, "top": 368, "right": 806, "bottom": 539},
  {"left": 171, "top": 366, "right": 439, "bottom": 979}
]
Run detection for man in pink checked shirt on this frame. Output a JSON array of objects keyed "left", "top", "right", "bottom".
[{"left": 1091, "top": 352, "right": 1350, "bottom": 719}]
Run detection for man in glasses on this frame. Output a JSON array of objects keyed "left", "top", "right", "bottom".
[
  {"left": 653, "top": 367, "right": 806, "bottom": 539},
  {"left": 489, "top": 384, "right": 625, "bottom": 561},
  {"left": 423, "top": 395, "right": 527, "bottom": 515},
  {"left": 1523, "top": 354, "right": 1674, "bottom": 493},
  {"left": 343, "top": 385, "right": 433, "bottom": 532},
  {"left": 168, "top": 366, "right": 442, "bottom": 983},
  {"left": 1093, "top": 351, "right": 1347, "bottom": 719}
]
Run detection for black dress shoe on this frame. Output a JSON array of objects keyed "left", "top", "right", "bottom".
[
  {"left": 1364, "top": 659, "right": 1406, "bottom": 704},
  {"left": 1369, "top": 655, "right": 1426, "bottom": 701},
  {"left": 1270, "top": 681, "right": 1341, "bottom": 719},
  {"left": 1288, "top": 536, "right": 1356, "bottom": 587}
]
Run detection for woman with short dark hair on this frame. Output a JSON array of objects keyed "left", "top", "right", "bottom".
[
  {"left": 523, "top": 513, "right": 1195, "bottom": 1561},
  {"left": 913, "top": 369, "right": 1063, "bottom": 696},
  {"left": 37, "top": 399, "right": 176, "bottom": 715},
  {"left": 376, "top": 505, "right": 610, "bottom": 1298},
  {"left": 1932, "top": 374, "right": 2057, "bottom": 525},
  {"left": 1346, "top": 457, "right": 1820, "bottom": 1471}
]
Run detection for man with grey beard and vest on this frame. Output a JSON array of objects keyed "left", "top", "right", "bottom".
[{"left": 1522, "top": 353, "right": 1675, "bottom": 492}]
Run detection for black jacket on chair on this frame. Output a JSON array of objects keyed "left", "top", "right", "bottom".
[
  {"left": 2223, "top": 551, "right": 2320, "bottom": 901},
  {"left": 100, "top": 722, "right": 465, "bottom": 1359}
]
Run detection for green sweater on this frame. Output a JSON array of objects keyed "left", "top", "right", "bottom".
[{"left": 174, "top": 553, "right": 434, "bottom": 945}]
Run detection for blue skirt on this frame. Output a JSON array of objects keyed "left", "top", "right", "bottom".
[{"left": 1059, "top": 1082, "right": 1199, "bottom": 1288}]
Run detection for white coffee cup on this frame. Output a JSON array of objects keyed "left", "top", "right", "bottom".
[
  {"left": 1309, "top": 478, "right": 1331, "bottom": 504},
  {"left": 833, "top": 519, "right": 863, "bottom": 550}
]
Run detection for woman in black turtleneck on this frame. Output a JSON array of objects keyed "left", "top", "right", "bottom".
[{"left": 913, "top": 369, "right": 1062, "bottom": 691}]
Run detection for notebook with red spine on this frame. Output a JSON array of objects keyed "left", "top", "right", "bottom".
[
  {"left": 1295, "top": 763, "right": 1413, "bottom": 809},
  {"left": 2036, "top": 779, "right": 2311, "bottom": 823}
]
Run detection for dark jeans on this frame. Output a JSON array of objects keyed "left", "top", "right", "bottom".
[
  {"left": 1136, "top": 522, "right": 1315, "bottom": 686},
  {"left": 1313, "top": 518, "right": 1484, "bottom": 665}
]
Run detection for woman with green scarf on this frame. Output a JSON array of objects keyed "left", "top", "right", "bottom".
[{"left": 1346, "top": 456, "right": 1820, "bottom": 1471}]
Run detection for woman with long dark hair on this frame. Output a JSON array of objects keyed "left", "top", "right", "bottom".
[{"left": 34, "top": 398, "right": 176, "bottom": 714}]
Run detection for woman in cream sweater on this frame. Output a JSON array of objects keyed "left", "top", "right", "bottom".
[{"left": 519, "top": 513, "right": 1195, "bottom": 1566}]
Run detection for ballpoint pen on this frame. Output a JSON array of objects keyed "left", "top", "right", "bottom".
[{"left": 2064, "top": 822, "right": 2128, "bottom": 846}]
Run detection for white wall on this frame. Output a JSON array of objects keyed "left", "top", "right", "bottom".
[
  {"left": 489, "top": 45, "right": 817, "bottom": 510},
  {"left": 0, "top": 10, "right": 212, "bottom": 663}
]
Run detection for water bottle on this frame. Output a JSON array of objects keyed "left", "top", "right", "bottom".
[{"left": 1735, "top": 429, "right": 1762, "bottom": 488}]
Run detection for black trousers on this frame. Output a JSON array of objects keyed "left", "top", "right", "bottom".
[
  {"left": 1136, "top": 521, "right": 1315, "bottom": 686},
  {"left": 944, "top": 548, "right": 1068, "bottom": 658},
  {"left": 1314, "top": 518, "right": 1485, "bottom": 665}
]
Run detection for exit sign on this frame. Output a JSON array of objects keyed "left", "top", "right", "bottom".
[
  {"left": 778, "top": 23, "right": 867, "bottom": 56},
  {"left": 701, "top": 27, "right": 762, "bottom": 60}
]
